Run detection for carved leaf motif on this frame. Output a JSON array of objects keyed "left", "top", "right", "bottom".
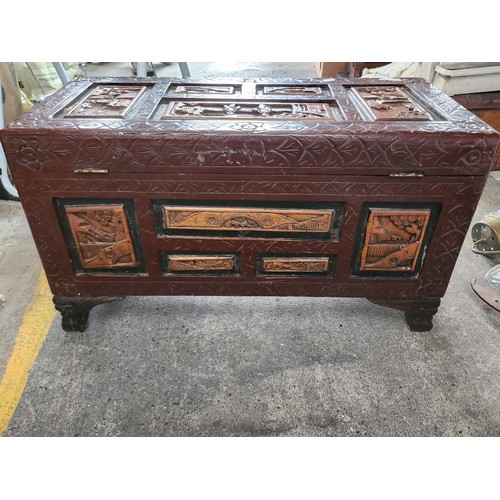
[
  {"left": 6, "top": 125, "right": 496, "bottom": 172},
  {"left": 266, "top": 137, "right": 305, "bottom": 165},
  {"left": 414, "top": 138, "right": 449, "bottom": 165},
  {"left": 22, "top": 198, "right": 68, "bottom": 281}
]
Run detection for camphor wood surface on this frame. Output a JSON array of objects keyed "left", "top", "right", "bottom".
[
  {"left": 163, "top": 206, "right": 334, "bottom": 234},
  {"left": 65, "top": 204, "right": 137, "bottom": 269},
  {"left": 167, "top": 255, "right": 236, "bottom": 273},
  {"left": 261, "top": 256, "right": 331, "bottom": 274},
  {"left": 359, "top": 209, "right": 431, "bottom": 272}
]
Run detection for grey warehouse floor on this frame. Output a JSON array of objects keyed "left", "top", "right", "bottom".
[{"left": 0, "top": 62, "right": 499, "bottom": 437}]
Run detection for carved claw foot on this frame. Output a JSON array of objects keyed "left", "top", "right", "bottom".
[
  {"left": 53, "top": 296, "right": 125, "bottom": 332},
  {"left": 369, "top": 298, "right": 441, "bottom": 332}
]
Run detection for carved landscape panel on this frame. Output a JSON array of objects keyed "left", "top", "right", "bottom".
[
  {"left": 165, "top": 254, "right": 237, "bottom": 273},
  {"left": 64, "top": 204, "right": 138, "bottom": 269},
  {"left": 260, "top": 256, "right": 331, "bottom": 274},
  {"left": 163, "top": 206, "right": 334, "bottom": 235},
  {"left": 359, "top": 208, "right": 431, "bottom": 272}
]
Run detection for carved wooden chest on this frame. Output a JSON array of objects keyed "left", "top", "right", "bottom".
[{"left": 1, "top": 77, "right": 498, "bottom": 332}]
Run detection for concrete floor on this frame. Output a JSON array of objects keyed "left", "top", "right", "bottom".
[
  {"left": 1, "top": 63, "right": 499, "bottom": 436},
  {"left": 0, "top": 200, "right": 41, "bottom": 380}
]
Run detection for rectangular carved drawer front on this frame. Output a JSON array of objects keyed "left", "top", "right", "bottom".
[
  {"left": 260, "top": 256, "right": 332, "bottom": 274},
  {"left": 163, "top": 206, "right": 334, "bottom": 235},
  {"left": 162, "top": 253, "right": 238, "bottom": 275},
  {"left": 359, "top": 208, "right": 432, "bottom": 273}
]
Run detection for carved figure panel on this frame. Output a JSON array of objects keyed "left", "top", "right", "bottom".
[
  {"left": 163, "top": 206, "right": 334, "bottom": 234},
  {"left": 352, "top": 86, "right": 433, "bottom": 121},
  {"left": 360, "top": 209, "right": 431, "bottom": 272},
  {"left": 161, "top": 101, "right": 334, "bottom": 120},
  {"left": 65, "top": 85, "right": 147, "bottom": 118},
  {"left": 166, "top": 254, "right": 236, "bottom": 273},
  {"left": 65, "top": 205, "right": 138, "bottom": 269},
  {"left": 260, "top": 256, "right": 331, "bottom": 274}
]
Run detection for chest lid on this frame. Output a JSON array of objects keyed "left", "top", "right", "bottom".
[{"left": 1, "top": 76, "right": 499, "bottom": 177}]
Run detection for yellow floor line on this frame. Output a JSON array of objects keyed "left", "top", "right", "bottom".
[{"left": 0, "top": 270, "right": 55, "bottom": 435}]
